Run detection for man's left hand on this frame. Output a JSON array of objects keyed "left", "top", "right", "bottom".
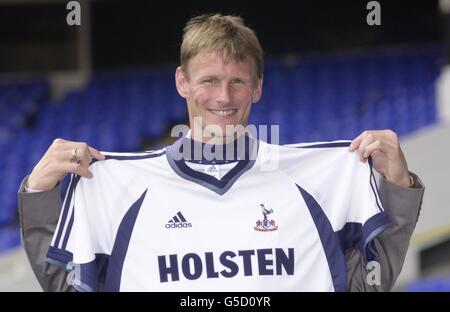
[{"left": 349, "top": 130, "right": 411, "bottom": 188}]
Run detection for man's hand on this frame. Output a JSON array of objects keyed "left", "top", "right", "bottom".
[
  {"left": 349, "top": 130, "right": 411, "bottom": 188},
  {"left": 27, "top": 138, "right": 105, "bottom": 191}
]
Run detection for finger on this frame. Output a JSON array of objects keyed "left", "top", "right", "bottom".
[
  {"left": 357, "top": 134, "right": 376, "bottom": 161},
  {"left": 77, "top": 167, "right": 93, "bottom": 179},
  {"left": 362, "top": 140, "right": 381, "bottom": 159},
  {"left": 64, "top": 145, "right": 91, "bottom": 165},
  {"left": 62, "top": 162, "right": 93, "bottom": 178},
  {"left": 349, "top": 129, "right": 390, "bottom": 151},
  {"left": 75, "top": 143, "right": 106, "bottom": 163},
  {"left": 349, "top": 132, "right": 367, "bottom": 151},
  {"left": 88, "top": 146, "right": 106, "bottom": 161},
  {"left": 77, "top": 146, "right": 94, "bottom": 165}
]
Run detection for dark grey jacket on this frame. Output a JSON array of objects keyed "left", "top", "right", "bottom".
[{"left": 17, "top": 173, "right": 424, "bottom": 292}]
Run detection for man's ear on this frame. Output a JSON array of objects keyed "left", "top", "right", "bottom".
[
  {"left": 252, "top": 77, "right": 263, "bottom": 103},
  {"left": 175, "top": 66, "right": 189, "bottom": 99}
]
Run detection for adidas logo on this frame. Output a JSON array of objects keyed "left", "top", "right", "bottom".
[{"left": 165, "top": 211, "right": 192, "bottom": 229}]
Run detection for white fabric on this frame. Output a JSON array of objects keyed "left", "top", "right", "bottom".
[{"left": 48, "top": 141, "right": 389, "bottom": 292}]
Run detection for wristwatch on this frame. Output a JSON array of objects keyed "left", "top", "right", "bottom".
[{"left": 408, "top": 175, "right": 415, "bottom": 188}]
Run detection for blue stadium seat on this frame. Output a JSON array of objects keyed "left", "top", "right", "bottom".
[
  {"left": 0, "top": 45, "right": 444, "bottom": 254},
  {"left": 406, "top": 277, "right": 450, "bottom": 292}
]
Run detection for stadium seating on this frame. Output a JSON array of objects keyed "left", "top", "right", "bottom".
[
  {"left": 0, "top": 45, "right": 444, "bottom": 253},
  {"left": 405, "top": 276, "right": 450, "bottom": 292}
]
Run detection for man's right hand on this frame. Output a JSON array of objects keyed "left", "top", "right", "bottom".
[{"left": 27, "top": 138, "right": 106, "bottom": 191}]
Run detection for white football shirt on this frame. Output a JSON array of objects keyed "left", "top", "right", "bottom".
[{"left": 47, "top": 135, "right": 391, "bottom": 292}]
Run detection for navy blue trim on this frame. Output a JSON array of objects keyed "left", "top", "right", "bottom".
[
  {"left": 54, "top": 174, "right": 81, "bottom": 248},
  {"left": 103, "top": 189, "right": 148, "bottom": 291},
  {"left": 87, "top": 151, "right": 166, "bottom": 167},
  {"left": 172, "top": 136, "right": 254, "bottom": 163},
  {"left": 104, "top": 151, "right": 166, "bottom": 161},
  {"left": 296, "top": 184, "right": 347, "bottom": 292},
  {"left": 368, "top": 156, "right": 384, "bottom": 212},
  {"left": 46, "top": 246, "right": 110, "bottom": 292},
  {"left": 166, "top": 136, "right": 259, "bottom": 195},
  {"left": 360, "top": 212, "right": 392, "bottom": 263},
  {"left": 336, "top": 222, "right": 362, "bottom": 252},
  {"left": 186, "top": 159, "right": 239, "bottom": 165},
  {"left": 61, "top": 210, "right": 74, "bottom": 250},
  {"left": 295, "top": 142, "right": 351, "bottom": 149},
  {"left": 47, "top": 246, "right": 73, "bottom": 265},
  {"left": 336, "top": 213, "right": 391, "bottom": 264},
  {"left": 172, "top": 156, "right": 251, "bottom": 189}
]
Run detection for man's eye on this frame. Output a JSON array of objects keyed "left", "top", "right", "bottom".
[
  {"left": 203, "top": 78, "right": 217, "bottom": 84},
  {"left": 231, "top": 79, "right": 244, "bottom": 84}
]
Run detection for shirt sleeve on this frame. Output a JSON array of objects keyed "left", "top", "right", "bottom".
[
  {"left": 332, "top": 153, "right": 392, "bottom": 264},
  {"left": 45, "top": 172, "right": 112, "bottom": 292},
  {"left": 288, "top": 145, "right": 393, "bottom": 265}
]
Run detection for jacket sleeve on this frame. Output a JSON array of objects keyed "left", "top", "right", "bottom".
[
  {"left": 18, "top": 176, "right": 76, "bottom": 292},
  {"left": 346, "top": 172, "right": 425, "bottom": 291}
]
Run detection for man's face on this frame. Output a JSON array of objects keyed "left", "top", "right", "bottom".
[{"left": 175, "top": 51, "right": 262, "bottom": 142}]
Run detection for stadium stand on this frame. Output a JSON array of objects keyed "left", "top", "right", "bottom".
[{"left": 0, "top": 45, "right": 444, "bottom": 254}]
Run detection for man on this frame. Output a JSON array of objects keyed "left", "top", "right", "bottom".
[{"left": 18, "top": 14, "right": 424, "bottom": 291}]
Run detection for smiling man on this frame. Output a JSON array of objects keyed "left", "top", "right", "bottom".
[
  {"left": 18, "top": 14, "right": 424, "bottom": 292},
  {"left": 175, "top": 15, "right": 263, "bottom": 144},
  {"left": 176, "top": 49, "right": 261, "bottom": 144}
]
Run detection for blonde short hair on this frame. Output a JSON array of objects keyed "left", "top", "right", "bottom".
[{"left": 180, "top": 14, "right": 264, "bottom": 81}]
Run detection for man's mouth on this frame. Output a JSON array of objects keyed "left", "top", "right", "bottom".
[{"left": 208, "top": 109, "right": 238, "bottom": 117}]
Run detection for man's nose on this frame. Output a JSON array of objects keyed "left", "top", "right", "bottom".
[{"left": 216, "top": 83, "right": 231, "bottom": 105}]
